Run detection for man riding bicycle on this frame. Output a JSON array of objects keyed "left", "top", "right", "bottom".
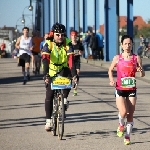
[{"left": 43, "top": 23, "right": 77, "bottom": 131}]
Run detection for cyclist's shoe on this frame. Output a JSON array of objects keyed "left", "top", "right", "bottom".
[
  {"left": 124, "top": 136, "right": 131, "bottom": 145},
  {"left": 23, "top": 79, "right": 27, "bottom": 85},
  {"left": 117, "top": 124, "right": 125, "bottom": 137},
  {"left": 45, "top": 119, "right": 52, "bottom": 131},
  {"left": 27, "top": 75, "right": 30, "bottom": 81}
]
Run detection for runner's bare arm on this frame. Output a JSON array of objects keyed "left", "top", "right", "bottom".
[
  {"left": 108, "top": 55, "right": 118, "bottom": 85},
  {"left": 29, "top": 38, "right": 33, "bottom": 51},
  {"left": 137, "top": 55, "right": 145, "bottom": 77},
  {"left": 15, "top": 37, "right": 21, "bottom": 49}
]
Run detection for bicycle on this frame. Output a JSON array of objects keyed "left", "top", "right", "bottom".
[{"left": 50, "top": 73, "right": 72, "bottom": 140}]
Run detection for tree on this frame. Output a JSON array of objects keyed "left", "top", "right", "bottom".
[{"left": 137, "top": 26, "right": 150, "bottom": 38}]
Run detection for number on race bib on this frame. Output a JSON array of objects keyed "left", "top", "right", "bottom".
[{"left": 121, "top": 77, "right": 136, "bottom": 88}]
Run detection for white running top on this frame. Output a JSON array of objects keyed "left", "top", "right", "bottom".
[{"left": 19, "top": 35, "right": 32, "bottom": 55}]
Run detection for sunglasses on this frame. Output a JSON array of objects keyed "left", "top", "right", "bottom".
[{"left": 55, "top": 33, "right": 64, "bottom": 37}]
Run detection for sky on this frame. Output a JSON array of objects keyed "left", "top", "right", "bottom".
[{"left": 0, "top": 0, "right": 150, "bottom": 32}]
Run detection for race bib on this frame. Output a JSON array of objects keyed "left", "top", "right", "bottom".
[
  {"left": 121, "top": 77, "right": 136, "bottom": 88},
  {"left": 51, "top": 76, "right": 72, "bottom": 89},
  {"left": 74, "top": 50, "right": 79, "bottom": 55}
]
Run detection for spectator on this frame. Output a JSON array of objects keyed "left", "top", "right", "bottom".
[
  {"left": 90, "top": 32, "right": 98, "bottom": 60},
  {"left": 137, "top": 34, "right": 146, "bottom": 57},
  {"left": 0, "top": 41, "right": 6, "bottom": 51},
  {"left": 139, "top": 34, "right": 146, "bottom": 46},
  {"left": 96, "top": 30, "right": 104, "bottom": 60},
  {"left": 0, "top": 41, "right": 7, "bottom": 58},
  {"left": 82, "top": 31, "right": 91, "bottom": 59}
]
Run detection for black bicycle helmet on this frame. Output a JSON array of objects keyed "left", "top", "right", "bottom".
[{"left": 52, "top": 22, "right": 66, "bottom": 33}]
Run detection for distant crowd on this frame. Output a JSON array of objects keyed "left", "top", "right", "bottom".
[{"left": 81, "top": 30, "right": 104, "bottom": 60}]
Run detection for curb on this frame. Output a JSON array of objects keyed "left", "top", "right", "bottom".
[
  {"left": 81, "top": 58, "right": 150, "bottom": 84},
  {"left": 81, "top": 58, "right": 110, "bottom": 69}
]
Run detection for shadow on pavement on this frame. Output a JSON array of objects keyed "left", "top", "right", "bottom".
[
  {"left": 0, "top": 74, "right": 43, "bottom": 85},
  {"left": 0, "top": 116, "right": 45, "bottom": 129},
  {"left": 65, "top": 111, "right": 118, "bottom": 124},
  {"left": 80, "top": 71, "right": 117, "bottom": 78},
  {"left": 0, "top": 102, "right": 44, "bottom": 111}
]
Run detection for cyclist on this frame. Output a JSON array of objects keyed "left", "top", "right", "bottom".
[
  {"left": 43, "top": 23, "right": 77, "bottom": 131},
  {"left": 70, "top": 30, "right": 83, "bottom": 96},
  {"left": 15, "top": 27, "right": 33, "bottom": 85},
  {"left": 108, "top": 35, "right": 145, "bottom": 145}
]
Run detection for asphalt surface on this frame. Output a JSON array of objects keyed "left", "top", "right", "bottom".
[{"left": 0, "top": 58, "right": 150, "bottom": 150}]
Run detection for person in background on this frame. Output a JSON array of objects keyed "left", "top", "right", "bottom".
[
  {"left": 82, "top": 31, "right": 91, "bottom": 59},
  {"left": 32, "top": 30, "right": 43, "bottom": 74},
  {"left": 90, "top": 32, "right": 98, "bottom": 60},
  {"left": 15, "top": 27, "right": 33, "bottom": 85},
  {"left": 0, "top": 40, "right": 7, "bottom": 58},
  {"left": 96, "top": 30, "right": 104, "bottom": 60},
  {"left": 40, "top": 31, "right": 53, "bottom": 78},
  {"left": 70, "top": 30, "right": 83, "bottom": 96},
  {"left": 137, "top": 34, "right": 146, "bottom": 57}
]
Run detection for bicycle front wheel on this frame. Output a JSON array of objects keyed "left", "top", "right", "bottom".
[
  {"left": 57, "top": 90, "right": 65, "bottom": 140},
  {"left": 52, "top": 96, "right": 58, "bottom": 136}
]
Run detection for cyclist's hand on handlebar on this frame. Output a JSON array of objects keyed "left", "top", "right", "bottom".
[
  {"left": 44, "top": 74, "right": 50, "bottom": 84},
  {"left": 45, "top": 78, "right": 49, "bottom": 84}
]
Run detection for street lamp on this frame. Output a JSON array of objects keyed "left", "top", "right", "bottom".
[
  {"left": 21, "top": 4, "right": 33, "bottom": 32},
  {"left": 21, "top": 15, "right": 32, "bottom": 26},
  {"left": 21, "top": 15, "right": 25, "bottom": 24},
  {"left": 15, "top": 17, "right": 24, "bottom": 39}
]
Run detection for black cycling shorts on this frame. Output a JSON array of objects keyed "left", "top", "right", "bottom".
[
  {"left": 115, "top": 89, "right": 136, "bottom": 98},
  {"left": 19, "top": 53, "right": 31, "bottom": 67}
]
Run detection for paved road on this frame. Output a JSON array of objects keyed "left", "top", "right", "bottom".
[{"left": 0, "top": 58, "right": 150, "bottom": 150}]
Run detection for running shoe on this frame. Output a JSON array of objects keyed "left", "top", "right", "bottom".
[
  {"left": 117, "top": 125, "right": 125, "bottom": 137},
  {"left": 73, "top": 93, "right": 77, "bottom": 96},
  {"left": 73, "top": 90, "right": 77, "bottom": 96},
  {"left": 124, "top": 136, "right": 131, "bottom": 145}
]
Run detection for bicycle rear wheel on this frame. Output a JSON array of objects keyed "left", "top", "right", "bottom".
[{"left": 57, "top": 90, "right": 65, "bottom": 140}]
